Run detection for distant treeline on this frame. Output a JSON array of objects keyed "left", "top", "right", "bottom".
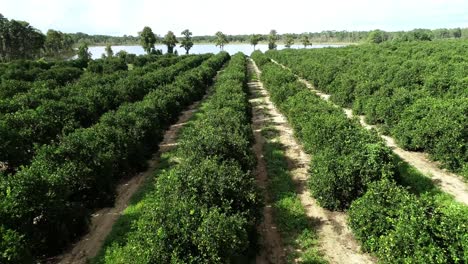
[
  {"left": 48, "top": 27, "right": 468, "bottom": 46},
  {"left": 0, "top": 14, "right": 75, "bottom": 61},
  {"left": 69, "top": 32, "right": 140, "bottom": 46},
  {"left": 1, "top": 12, "right": 468, "bottom": 62},
  {"left": 195, "top": 28, "right": 466, "bottom": 44}
]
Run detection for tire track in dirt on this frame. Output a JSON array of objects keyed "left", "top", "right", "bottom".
[
  {"left": 248, "top": 61, "right": 287, "bottom": 264},
  {"left": 250, "top": 59, "right": 375, "bottom": 264},
  {"left": 52, "top": 90, "right": 210, "bottom": 264},
  {"left": 271, "top": 59, "right": 468, "bottom": 206}
]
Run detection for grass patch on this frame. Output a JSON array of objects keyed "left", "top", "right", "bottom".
[
  {"left": 261, "top": 125, "right": 280, "bottom": 140},
  {"left": 262, "top": 129, "right": 326, "bottom": 264}
]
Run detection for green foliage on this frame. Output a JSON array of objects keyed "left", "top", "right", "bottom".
[
  {"left": 0, "top": 55, "right": 201, "bottom": 170},
  {"left": 309, "top": 143, "right": 395, "bottom": 210},
  {"left": 162, "top": 31, "right": 178, "bottom": 54},
  {"left": 261, "top": 47, "right": 468, "bottom": 261},
  {"left": 94, "top": 53, "right": 261, "bottom": 263},
  {"left": 180, "top": 29, "right": 194, "bottom": 54},
  {"left": 215, "top": 31, "right": 228, "bottom": 51},
  {"left": 284, "top": 34, "right": 294, "bottom": 48},
  {"left": 266, "top": 40, "right": 468, "bottom": 177},
  {"left": 44, "top": 29, "right": 73, "bottom": 55},
  {"left": 0, "top": 15, "right": 45, "bottom": 61},
  {"left": 349, "top": 179, "right": 468, "bottom": 263},
  {"left": 367, "top": 29, "right": 388, "bottom": 44},
  {"left": 253, "top": 51, "right": 395, "bottom": 210},
  {"left": 250, "top": 34, "right": 262, "bottom": 50},
  {"left": 393, "top": 98, "right": 468, "bottom": 175},
  {"left": 0, "top": 53, "right": 229, "bottom": 261},
  {"left": 0, "top": 226, "right": 31, "bottom": 263},
  {"left": 77, "top": 42, "right": 91, "bottom": 65},
  {"left": 399, "top": 28, "right": 434, "bottom": 41},
  {"left": 139, "top": 26, "right": 157, "bottom": 54},
  {"left": 105, "top": 44, "right": 113, "bottom": 57},
  {"left": 87, "top": 57, "right": 127, "bottom": 74},
  {"left": 301, "top": 34, "right": 311, "bottom": 47},
  {"left": 268, "top": 29, "right": 278, "bottom": 50}
]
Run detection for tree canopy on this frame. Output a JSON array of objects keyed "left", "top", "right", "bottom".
[
  {"left": 367, "top": 29, "right": 388, "bottom": 44},
  {"left": 105, "top": 44, "right": 113, "bottom": 57},
  {"left": 180, "top": 29, "right": 193, "bottom": 54},
  {"left": 250, "top": 34, "right": 262, "bottom": 50},
  {"left": 44, "top": 29, "right": 73, "bottom": 55},
  {"left": 268, "top": 29, "right": 278, "bottom": 50},
  {"left": 284, "top": 34, "right": 294, "bottom": 48},
  {"left": 301, "top": 34, "right": 311, "bottom": 47},
  {"left": 139, "top": 26, "right": 157, "bottom": 54},
  {"left": 0, "top": 14, "right": 45, "bottom": 61},
  {"left": 162, "top": 31, "right": 178, "bottom": 54},
  {"left": 77, "top": 42, "right": 91, "bottom": 64},
  {"left": 215, "top": 31, "right": 228, "bottom": 51}
]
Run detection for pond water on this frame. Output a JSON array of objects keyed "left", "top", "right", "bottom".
[{"left": 86, "top": 43, "right": 344, "bottom": 59}]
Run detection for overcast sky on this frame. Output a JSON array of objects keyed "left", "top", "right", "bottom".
[{"left": 1, "top": 0, "right": 467, "bottom": 36}]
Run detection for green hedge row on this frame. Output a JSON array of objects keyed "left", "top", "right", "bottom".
[
  {"left": 0, "top": 55, "right": 206, "bottom": 170},
  {"left": 252, "top": 51, "right": 468, "bottom": 263},
  {"left": 0, "top": 59, "right": 84, "bottom": 83},
  {"left": 0, "top": 55, "right": 182, "bottom": 115},
  {"left": 252, "top": 50, "right": 394, "bottom": 211},
  {"left": 266, "top": 41, "right": 468, "bottom": 177},
  {"left": 349, "top": 179, "right": 468, "bottom": 263},
  {"left": 0, "top": 52, "right": 229, "bottom": 263},
  {"left": 95, "top": 53, "right": 262, "bottom": 263}
]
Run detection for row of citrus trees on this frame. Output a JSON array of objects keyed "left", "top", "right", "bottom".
[
  {"left": 0, "top": 54, "right": 161, "bottom": 86},
  {"left": 266, "top": 40, "right": 468, "bottom": 178},
  {"left": 0, "top": 59, "right": 84, "bottom": 86},
  {"left": 0, "top": 55, "right": 204, "bottom": 170},
  {"left": 0, "top": 55, "right": 179, "bottom": 114},
  {"left": 252, "top": 51, "right": 468, "bottom": 263},
  {"left": 0, "top": 52, "right": 229, "bottom": 263},
  {"left": 93, "top": 53, "right": 262, "bottom": 263}
]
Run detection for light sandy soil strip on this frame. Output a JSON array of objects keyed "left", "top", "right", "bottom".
[
  {"left": 52, "top": 94, "right": 209, "bottom": 264},
  {"left": 249, "top": 62, "right": 287, "bottom": 264},
  {"left": 250, "top": 59, "right": 375, "bottom": 264},
  {"left": 271, "top": 59, "right": 468, "bottom": 206}
]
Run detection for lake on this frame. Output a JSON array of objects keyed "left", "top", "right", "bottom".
[{"left": 86, "top": 43, "right": 344, "bottom": 59}]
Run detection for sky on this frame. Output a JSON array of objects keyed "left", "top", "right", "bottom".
[{"left": 1, "top": 0, "right": 467, "bottom": 36}]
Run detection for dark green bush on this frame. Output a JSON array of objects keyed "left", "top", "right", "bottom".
[
  {"left": 0, "top": 226, "right": 31, "bottom": 264},
  {"left": 393, "top": 97, "right": 468, "bottom": 174},
  {"left": 95, "top": 53, "right": 261, "bottom": 263},
  {"left": 0, "top": 52, "right": 228, "bottom": 261},
  {"left": 0, "top": 55, "right": 207, "bottom": 170},
  {"left": 266, "top": 41, "right": 468, "bottom": 175},
  {"left": 253, "top": 51, "right": 395, "bottom": 210},
  {"left": 309, "top": 143, "right": 395, "bottom": 210},
  {"left": 349, "top": 179, "right": 468, "bottom": 263}
]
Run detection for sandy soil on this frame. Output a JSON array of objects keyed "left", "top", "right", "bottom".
[
  {"left": 272, "top": 59, "right": 468, "bottom": 206},
  {"left": 251, "top": 59, "right": 375, "bottom": 264},
  {"left": 52, "top": 94, "right": 208, "bottom": 264},
  {"left": 249, "top": 62, "right": 287, "bottom": 264}
]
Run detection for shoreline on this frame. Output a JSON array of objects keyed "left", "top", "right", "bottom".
[{"left": 84, "top": 42, "right": 356, "bottom": 47}]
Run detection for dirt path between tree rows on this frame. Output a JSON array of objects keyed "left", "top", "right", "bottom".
[
  {"left": 271, "top": 59, "right": 468, "bottom": 206},
  {"left": 249, "top": 62, "right": 287, "bottom": 264},
  {"left": 52, "top": 92, "right": 210, "bottom": 264},
  {"left": 250, "top": 59, "right": 375, "bottom": 264}
]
